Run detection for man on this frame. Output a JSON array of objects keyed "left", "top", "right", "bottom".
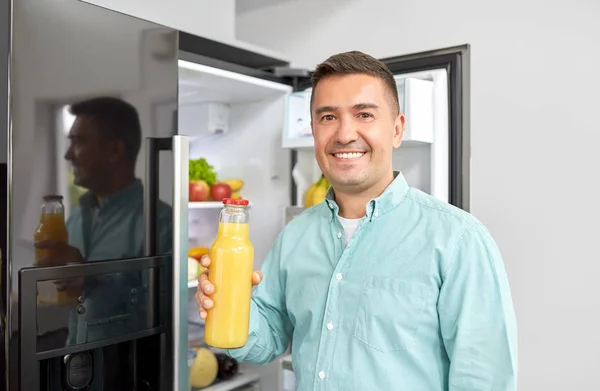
[
  {"left": 197, "top": 52, "right": 518, "bottom": 390},
  {"left": 36, "top": 96, "right": 172, "bottom": 345}
]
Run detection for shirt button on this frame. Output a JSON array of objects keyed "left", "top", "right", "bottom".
[
  {"left": 335, "top": 273, "right": 342, "bottom": 281},
  {"left": 337, "top": 231, "right": 342, "bottom": 239},
  {"left": 328, "top": 203, "right": 333, "bottom": 209},
  {"left": 318, "top": 371, "right": 326, "bottom": 379},
  {"left": 374, "top": 210, "right": 379, "bottom": 217},
  {"left": 327, "top": 322, "right": 333, "bottom": 330}
]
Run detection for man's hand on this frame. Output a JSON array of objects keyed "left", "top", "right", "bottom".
[
  {"left": 195, "top": 254, "right": 262, "bottom": 320},
  {"left": 34, "top": 240, "right": 85, "bottom": 295},
  {"left": 34, "top": 240, "right": 84, "bottom": 266}
]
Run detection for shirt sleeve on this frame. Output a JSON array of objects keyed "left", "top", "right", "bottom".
[
  {"left": 226, "top": 232, "right": 293, "bottom": 365},
  {"left": 438, "top": 224, "right": 518, "bottom": 391}
]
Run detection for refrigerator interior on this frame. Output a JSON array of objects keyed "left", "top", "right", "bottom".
[
  {"left": 178, "top": 60, "right": 293, "bottom": 270},
  {"left": 178, "top": 59, "right": 294, "bottom": 390}
]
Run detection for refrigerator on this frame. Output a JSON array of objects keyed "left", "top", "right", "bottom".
[{"left": 0, "top": 0, "right": 470, "bottom": 390}]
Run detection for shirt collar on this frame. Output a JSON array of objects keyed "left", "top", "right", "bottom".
[{"left": 324, "top": 171, "right": 409, "bottom": 222}]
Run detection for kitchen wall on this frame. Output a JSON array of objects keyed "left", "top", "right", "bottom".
[
  {"left": 236, "top": 0, "right": 600, "bottom": 389},
  {"left": 83, "top": 0, "right": 236, "bottom": 43},
  {"left": 82, "top": 0, "right": 289, "bottom": 63}
]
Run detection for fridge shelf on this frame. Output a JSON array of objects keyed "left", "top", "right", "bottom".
[{"left": 192, "top": 370, "right": 261, "bottom": 391}]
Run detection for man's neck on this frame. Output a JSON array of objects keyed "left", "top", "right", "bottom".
[
  {"left": 94, "top": 175, "right": 136, "bottom": 206},
  {"left": 334, "top": 172, "right": 395, "bottom": 219}
]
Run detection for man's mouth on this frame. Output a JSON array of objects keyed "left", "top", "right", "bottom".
[{"left": 332, "top": 152, "right": 366, "bottom": 160}]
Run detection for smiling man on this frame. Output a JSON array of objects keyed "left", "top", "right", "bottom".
[{"left": 197, "top": 51, "right": 518, "bottom": 390}]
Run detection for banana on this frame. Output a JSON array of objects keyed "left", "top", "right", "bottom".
[
  {"left": 231, "top": 192, "right": 242, "bottom": 200},
  {"left": 220, "top": 179, "right": 244, "bottom": 191},
  {"left": 311, "top": 178, "right": 329, "bottom": 206},
  {"left": 303, "top": 182, "right": 318, "bottom": 207}
]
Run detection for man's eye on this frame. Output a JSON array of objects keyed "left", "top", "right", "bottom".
[
  {"left": 321, "top": 114, "right": 335, "bottom": 121},
  {"left": 359, "top": 112, "right": 373, "bottom": 119}
]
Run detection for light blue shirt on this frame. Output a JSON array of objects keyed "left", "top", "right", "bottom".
[{"left": 227, "top": 172, "right": 518, "bottom": 391}]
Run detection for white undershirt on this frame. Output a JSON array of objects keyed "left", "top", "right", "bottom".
[{"left": 337, "top": 216, "right": 362, "bottom": 246}]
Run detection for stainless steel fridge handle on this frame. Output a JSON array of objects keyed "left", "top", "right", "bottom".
[
  {"left": 172, "top": 135, "right": 189, "bottom": 391},
  {"left": 143, "top": 135, "right": 189, "bottom": 391}
]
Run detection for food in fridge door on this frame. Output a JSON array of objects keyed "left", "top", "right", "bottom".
[
  {"left": 189, "top": 246, "right": 210, "bottom": 260},
  {"left": 208, "top": 178, "right": 245, "bottom": 202},
  {"left": 188, "top": 247, "right": 210, "bottom": 280},
  {"left": 189, "top": 157, "right": 217, "bottom": 202},
  {"left": 215, "top": 353, "right": 239, "bottom": 381},
  {"left": 219, "top": 178, "right": 244, "bottom": 192},
  {"left": 189, "top": 180, "right": 210, "bottom": 202},
  {"left": 188, "top": 258, "right": 199, "bottom": 282},
  {"left": 189, "top": 158, "right": 218, "bottom": 186},
  {"left": 209, "top": 182, "right": 232, "bottom": 201},
  {"left": 304, "top": 175, "right": 330, "bottom": 208},
  {"left": 189, "top": 347, "right": 219, "bottom": 388}
]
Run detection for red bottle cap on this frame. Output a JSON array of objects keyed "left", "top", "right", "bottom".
[{"left": 222, "top": 198, "right": 249, "bottom": 206}]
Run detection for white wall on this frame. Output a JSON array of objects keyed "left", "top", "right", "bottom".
[
  {"left": 82, "top": 0, "right": 290, "bottom": 63},
  {"left": 83, "top": 0, "right": 236, "bottom": 43},
  {"left": 236, "top": 0, "right": 600, "bottom": 390}
]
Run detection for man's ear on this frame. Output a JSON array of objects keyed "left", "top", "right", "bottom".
[
  {"left": 107, "top": 139, "right": 126, "bottom": 163},
  {"left": 392, "top": 113, "right": 405, "bottom": 149}
]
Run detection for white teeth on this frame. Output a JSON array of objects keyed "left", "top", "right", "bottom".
[{"left": 334, "top": 152, "right": 364, "bottom": 159}]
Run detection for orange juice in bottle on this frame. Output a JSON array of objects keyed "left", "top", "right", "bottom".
[
  {"left": 34, "top": 195, "right": 69, "bottom": 265},
  {"left": 34, "top": 195, "right": 72, "bottom": 305},
  {"left": 204, "top": 198, "right": 254, "bottom": 349}
]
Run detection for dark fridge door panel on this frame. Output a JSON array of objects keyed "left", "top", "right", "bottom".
[
  {"left": 379, "top": 45, "right": 470, "bottom": 211},
  {"left": 3, "top": 0, "right": 181, "bottom": 389}
]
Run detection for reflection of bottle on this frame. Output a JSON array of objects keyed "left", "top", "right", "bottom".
[
  {"left": 204, "top": 198, "right": 254, "bottom": 349},
  {"left": 34, "top": 195, "right": 69, "bottom": 266}
]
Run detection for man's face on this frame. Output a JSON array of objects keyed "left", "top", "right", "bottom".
[
  {"left": 64, "top": 115, "right": 115, "bottom": 190},
  {"left": 311, "top": 74, "right": 405, "bottom": 194}
]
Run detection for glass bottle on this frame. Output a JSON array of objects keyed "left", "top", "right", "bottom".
[
  {"left": 204, "top": 198, "right": 254, "bottom": 349},
  {"left": 34, "top": 195, "right": 69, "bottom": 266}
]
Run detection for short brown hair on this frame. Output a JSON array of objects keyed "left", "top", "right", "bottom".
[
  {"left": 310, "top": 51, "right": 400, "bottom": 116},
  {"left": 69, "top": 96, "right": 142, "bottom": 164}
]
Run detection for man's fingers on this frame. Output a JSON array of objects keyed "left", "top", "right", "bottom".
[
  {"left": 195, "top": 289, "right": 213, "bottom": 319},
  {"left": 252, "top": 270, "right": 263, "bottom": 285},
  {"left": 200, "top": 255, "right": 211, "bottom": 268},
  {"left": 199, "top": 272, "right": 214, "bottom": 294}
]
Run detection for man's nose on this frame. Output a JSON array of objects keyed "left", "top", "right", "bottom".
[
  {"left": 64, "top": 147, "right": 73, "bottom": 161},
  {"left": 335, "top": 117, "right": 359, "bottom": 144}
]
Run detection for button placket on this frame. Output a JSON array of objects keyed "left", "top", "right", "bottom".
[{"left": 312, "top": 214, "right": 350, "bottom": 389}]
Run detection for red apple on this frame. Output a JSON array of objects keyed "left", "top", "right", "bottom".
[
  {"left": 210, "top": 183, "right": 232, "bottom": 201},
  {"left": 189, "top": 180, "right": 210, "bottom": 202}
]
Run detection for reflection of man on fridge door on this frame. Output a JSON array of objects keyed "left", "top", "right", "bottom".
[
  {"left": 197, "top": 51, "right": 518, "bottom": 390},
  {"left": 35, "top": 97, "right": 172, "bottom": 345}
]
